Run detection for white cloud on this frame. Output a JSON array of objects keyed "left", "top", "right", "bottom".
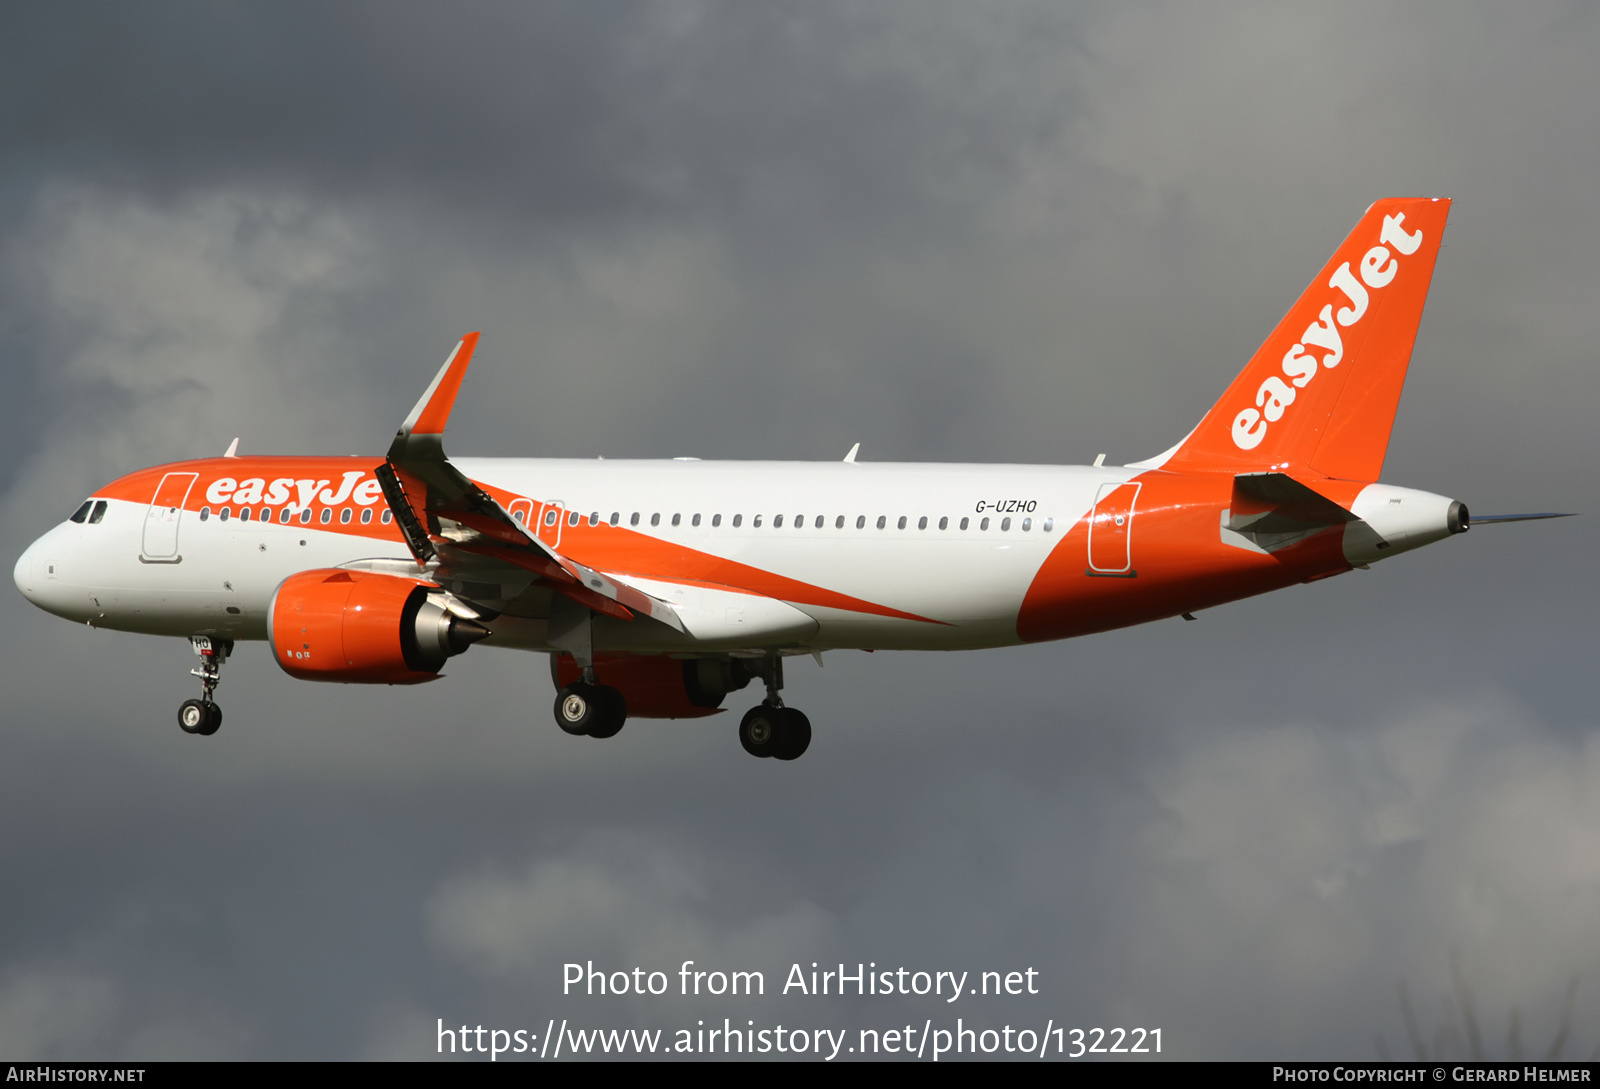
[
  {"left": 0, "top": 971, "right": 117, "bottom": 1059},
  {"left": 2, "top": 186, "right": 378, "bottom": 539},
  {"left": 428, "top": 831, "right": 836, "bottom": 1001}
]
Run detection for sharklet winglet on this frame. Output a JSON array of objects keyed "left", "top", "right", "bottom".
[{"left": 392, "top": 332, "right": 480, "bottom": 453}]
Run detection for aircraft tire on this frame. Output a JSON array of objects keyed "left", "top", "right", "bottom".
[
  {"left": 178, "top": 699, "right": 210, "bottom": 735},
  {"left": 199, "top": 703, "right": 222, "bottom": 736},
  {"left": 774, "top": 708, "right": 811, "bottom": 761},
  {"left": 555, "top": 685, "right": 598, "bottom": 736},
  {"left": 586, "top": 687, "right": 628, "bottom": 740},
  {"left": 739, "top": 705, "right": 782, "bottom": 758}
]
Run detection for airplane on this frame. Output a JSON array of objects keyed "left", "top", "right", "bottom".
[{"left": 12, "top": 197, "right": 1569, "bottom": 760}]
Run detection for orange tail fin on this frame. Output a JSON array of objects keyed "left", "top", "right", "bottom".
[{"left": 1158, "top": 198, "right": 1450, "bottom": 481}]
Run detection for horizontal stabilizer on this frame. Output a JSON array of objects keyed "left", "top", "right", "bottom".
[{"left": 1227, "top": 472, "right": 1356, "bottom": 536}]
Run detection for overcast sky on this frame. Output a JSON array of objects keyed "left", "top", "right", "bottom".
[{"left": 2, "top": 1, "right": 1597, "bottom": 1061}]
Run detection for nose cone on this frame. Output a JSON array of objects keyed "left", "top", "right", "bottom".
[
  {"left": 13, "top": 525, "right": 76, "bottom": 619},
  {"left": 13, "top": 535, "right": 41, "bottom": 603}
]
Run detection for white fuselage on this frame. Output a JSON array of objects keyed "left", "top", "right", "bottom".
[{"left": 14, "top": 456, "right": 1137, "bottom": 655}]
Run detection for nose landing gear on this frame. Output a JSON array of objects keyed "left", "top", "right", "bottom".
[{"left": 178, "top": 635, "right": 231, "bottom": 736}]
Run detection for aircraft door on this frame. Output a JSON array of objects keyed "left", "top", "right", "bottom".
[
  {"left": 1087, "top": 481, "right": 1141, "bottom": 577},
  {"left": 141, "top": 472, "right": 197, "bottom": 562},
  {"left": 537, "top": 501, "right": 565, "bottom": 549}
]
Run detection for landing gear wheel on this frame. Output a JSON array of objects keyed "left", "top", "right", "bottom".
[
  {"left": 178, "top": 699, "right": 211, "bottom": 735},
  {"left": 586, "top": 687, "right": 628, "bottom": 739},
  {"left": 739, "top": 705, "right": 784, "bottom": 758},
  {"left": 774, "top": 708, "right": 810, "bottom": 761},
  {"left": 556, "top": 685, "right": 596, "bottom": 735},
  {"left": 199, "top": 703, "right": 222, "bottom": 736},
  {"left": 554, "top": 684, "right": 627, "bottom": 738}
]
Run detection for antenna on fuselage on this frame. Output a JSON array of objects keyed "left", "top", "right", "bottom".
[
  {"left": 223, "top": 438, "right": 240, "bottom": 458},
  {"left": 843, "top": 443, "right": 860, "bottom": 463}
]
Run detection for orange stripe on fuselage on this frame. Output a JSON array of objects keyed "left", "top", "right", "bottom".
[
  {"left": 96, "top": 458, "right": 943, "bottom": 624},
  {"left": 95, "top": 457, "right": 408, "bottom": 544},
  {"left": 478, "top": 485, "right": 945, "bottom": 624}
]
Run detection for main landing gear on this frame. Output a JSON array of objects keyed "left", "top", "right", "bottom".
[
  {"left": 547, "top": 596, "right": 628, "bottom": 740},
  {"left": 738, "top": 654, "right": 811, "bottom": 761},
  {"left": 554, "top": 676, "right": 628, "bottom": 739},
  {"left": 178, "top": 635, "right": 231, "bottom": 737}
]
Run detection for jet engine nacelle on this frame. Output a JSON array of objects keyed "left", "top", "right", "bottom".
[
  {"left": 550, "top": 653, "right": 755, "bottom": 718},
  {"left": 268, "top": 569, "right": 489, "bottom": 684}
]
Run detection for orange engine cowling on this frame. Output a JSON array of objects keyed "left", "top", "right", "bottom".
[
  {"left": 551, "top": 654, "right": 754, "bottom": 719},
  {"left": 269, "top": 569, "right": 489, "bottom": 684}
]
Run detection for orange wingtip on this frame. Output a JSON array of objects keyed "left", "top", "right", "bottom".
[{"left": 410, "top": 332, "right": 480, "bottom": 436}]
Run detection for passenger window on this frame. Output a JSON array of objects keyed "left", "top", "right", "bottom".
[
  {"left": 361, "top": 509, "right": 372, "bottom": 524},
  {"left": 381, "top": 510, "right": 393, "bottom": 524},
  {"left": 610, "top": 512, "right": 620, "bottom": 526},
  {"left": 320, "top": 509, "right": 332, "bottom": 524},
  {"left": 545, "top": 510, "right": 558, "bottom": 527},
  {"left": 712, "top": 514, "right": 721, "bottom": 527},
  {"left": 857, "top": 515, "right": 866, "bottom": 529},
  {"left": 567, "top": 511, "right": 579, "bottom": 527},
  {"left": 815, "top": 515, "right": 824, "bottom": 529},
  {"left": 775, "top": 514, "right": 784, "bottom": 528},
  {"left": 299, "top": 509, "right": 312, "bottom": 524},
  {"left": 199, "top": 507, "right": 211, "bottom": 522},
  {"left": 692, "top": 513, "right": 701, "bottom": 527},
  {"left": 341, "top": 508, "right": 352, "bottom": 524},
  {"left": 651, "top": 513, "right": 661, "bottom": 527},
  {"left": 671, "top": 513, "right": 682, "bottom": 527},
  {"left": 897, "top": 516, "right": 907, "bottom": 530},
  {"left": 835, "top": 515, "right": 844, "bottom": 529},
  {"left": 220, "top": 508, "right": 231, "bottom": 522},
  {"left": 630, "top": 512, "right": 640, "bottom": 526},
  {"left": 1001, "top": 517, "right": 1011, "bottom": 531},
  {"left": 588, "top": 512, "right": 599, "bottom": 526},
  {"left": 1043, "top": 517, "right": 1054, "bottom": 532},
  {"left": 69, "top": 501, "right": 92, "bottom": 523},
  {"left": 280, "top": 508, "right": 293, "bottom": 524},
  {"left": 917, "top": 516, "right": 927, "bottom": 530},
  {"left": 513, "top": 509, "right": 525, "bottom": 523},
  {"left": 960, "top": 517, "right": 969, "bottom": 530},
  {"left": 732, "top": 514, "right": 742, "bottom": 527},
  {"left": 876, "top": 516, "right": 886, "bottom": 529},
  {"left": 939, "top": 516, "right": 948, "bottom": 530},
  {"left": 794, "top": 515, "right": 803, "bottom": 530},
  {"left": 754, "top": 515, "right": 763, "bottom": 528},
  {"left": 239, "top": 508, "right": 252, "bottom": 523},
  {"left": 1021, "top": 517, "right": 1031, "bottom": 531},
  {"left": 980, "top": 517, "right": 990, "bottom": 530}
]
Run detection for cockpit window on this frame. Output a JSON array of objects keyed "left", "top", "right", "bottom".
[
  {"left": 69, "top": 500, "right": 92, "bottom": 523},
  {"left": 89, "top": 501, "right": 108, "bottom": 524}
]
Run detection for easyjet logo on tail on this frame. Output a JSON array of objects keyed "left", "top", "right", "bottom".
[{"left": 1231, "top": 213, "right": 1425, "bottom": 450}]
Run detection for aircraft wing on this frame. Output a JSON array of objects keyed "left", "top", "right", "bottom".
[{"left": 375, "top": 334, "right": 687, "bottom": 631}]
